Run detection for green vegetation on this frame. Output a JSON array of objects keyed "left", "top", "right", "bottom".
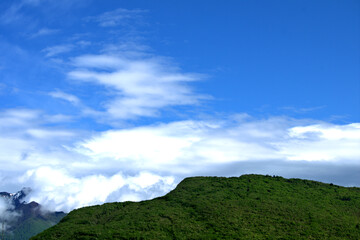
[
  {"left": 32, "top": 175, "right": 360, "bottom": 239},
  {"left": 5, "top": 212, "right": 65, "bottom": 240},
  {"left": 7, "top": 218, "right": 55, "bottom": 240}
]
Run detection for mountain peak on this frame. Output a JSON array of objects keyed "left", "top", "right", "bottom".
[
  {"left": 12, "top": 187, "right": 31, "bottom": 207},
  {"left": 0, "top": 188, "right": 66, "bottom": 240}
]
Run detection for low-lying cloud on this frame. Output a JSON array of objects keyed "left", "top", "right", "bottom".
[
  {"left": 76, "top": 118, "right": 360, "bottom": 172},
  {"left": 0, "top": 109, "right": 359, "bottom": 212},
  {"left": 0, "top": 197, "right": 20, "bottom": 230},
  {"left": 22, "top": 168, "right": 175, "bottom": 212}
]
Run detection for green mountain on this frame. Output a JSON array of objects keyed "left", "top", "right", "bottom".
[
  {"left": 5, "top": 211, "right": 66, "bottom": 240},
  {"left": 0, "top": 189, "right": 66, "bottom": 240},
  {"left": 32, "top": 175, "right": 360, "bottom": 239}
]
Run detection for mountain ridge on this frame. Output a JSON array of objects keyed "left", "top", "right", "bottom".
[
  {"left": 32, "top": 174, "right": 360, "bottom": 239},
  {"left": 0, "top": 188, "right": 66, "bottom": 240}
]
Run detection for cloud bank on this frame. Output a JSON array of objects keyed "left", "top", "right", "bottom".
[
  {"left": 21, "top": 168, "right": 175, "bottom": 212},
  {"left": 75, "top": 118, "right": 360, "bottom": 172},
  {"left": 0, "top": 109, "right": 359, "bottom": 212}
]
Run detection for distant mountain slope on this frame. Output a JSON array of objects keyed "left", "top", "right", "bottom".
[
  {"left": 0, "top": 189, "right": 66, "bottom": 240},
  {"left": 32, "top": 175, "right": 360, "bottom": 239}
]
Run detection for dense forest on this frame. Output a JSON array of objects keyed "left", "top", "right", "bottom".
[{"left": 32, "top": 175, "right": 360, "bottom": 239}]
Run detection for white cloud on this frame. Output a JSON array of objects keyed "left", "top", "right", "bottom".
[
  {"left": 76, "top": 119, "right": 360, "bottom": 174},
  {"left": 0, "top": 2, "right": 24, "bottom": 25},
  {"left": 288, "top": 123, "right": 360, "bottom": 140},
  {"left": 0, "top": 108, "right": 359, "bottom": 212},
  {"left": 49, "top": 90, "right": 80, "bottom": 105},
  {"left": 45, "top": 114, "right": 74, "bottom": 123},
  {"left": 77, "top": 40, "right": 91, "bottom": 47},
  {"left": 0, "top": 197, "right": 20, "bottom": 229},
  {"left": 277, "top": 123, "right": 360, "bottom": 161},
  {"left": 22, "top": 167, "right": 175, "bottom": 212},
  {"left": 26, "top": 128, "right": 75, "bottom": 139},
  {"left": 68, "top": 54, "right": 208, "bottom": 119},
  {"left": 1, "top": 108, "right": 39, "bottom": 120},
  {"left": 42, "top": 44, "right": 73, "bottom": 57},
  {"left": 0, "top": 0, "right": 43, "bottom": 25},
  {"left": 87, "top": 8, "right": 147, "bottom": 27},
  {"left": 281, "top": 106, "right": 326, "bottom": 114},
  {"left": 0, "top": 108, "right": 83, "bottom": 172},
  {"left": 30, "top": 28, "right": 59, "bottom": 38},
  {"left": 0, "top": 109, "right": 40, "bottom": 128}
]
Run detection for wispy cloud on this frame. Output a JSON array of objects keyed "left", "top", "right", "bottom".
[
  {"left": 87, "top": 8, "right": 147, "bottom": 27},
  {"left": 281, "top": 106, "right": 326, "bottom": 114},
  {"left": 0, "top": 108, "right": 40, "bottom": 127},
  {"left": 42, "top": 44, "right": 73, "bottom": 57},
  {"left": 77, "top": 40, "right": 91, "bottom": 47},
  {"left": 0, "top": 0, "right": 41, "bottom": 25},
  {"left": 68, "top": 54, "right": 208, "bottom": 119},
  {"left": 0, "top": 2, "right": 24, "bottom": 25},
  {"left": 30, "top": 28, "right": 60, "bottom": 38},
  {"left": 26, "top": 128, "right": 75, "bottom": 139},
  {"left": 49, "top": 90, "right": 80, "bottom": 105},
  {"left": 46, "top": 114, "right": 74, "bottom": 123},
  {"left": 0, "top": 108, "right": 81, "bottom": 173}
]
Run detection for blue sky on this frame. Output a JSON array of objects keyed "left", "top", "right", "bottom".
[{"left": 0, "top": 0, "right": 359, "bottom": 212}]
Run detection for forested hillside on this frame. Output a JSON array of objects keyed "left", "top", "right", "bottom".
[{"left": 32, "top": 175, "right": 360, "bottom": 239}]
